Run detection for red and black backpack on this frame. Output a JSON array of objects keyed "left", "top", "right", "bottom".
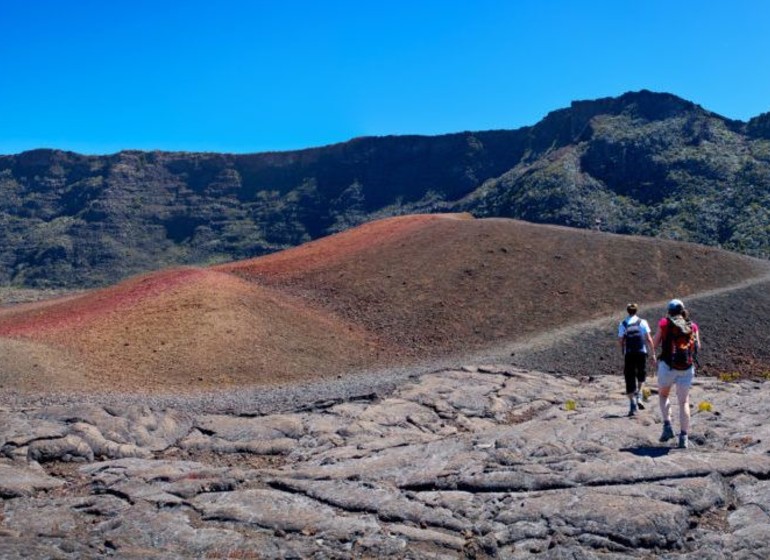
[{"left": 662, "top": 316, "right": 695, "bottom": 370}]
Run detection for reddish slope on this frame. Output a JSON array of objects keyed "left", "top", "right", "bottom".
[
  {"left": 217, "top": 213, "right": 474, "bottom": 280},
  {"left": 0, "top": 268, "right": 381, "bottom": 393},
  {"left": 219, "top": 215, "right": 770, "bottom": 358},
  {"left": 1, "top": 213, "right": 768, "bottom": 394}
]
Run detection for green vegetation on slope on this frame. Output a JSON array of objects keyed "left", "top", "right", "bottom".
[{"left": 1, "top": 90, "right": 769, "bottom": 288}]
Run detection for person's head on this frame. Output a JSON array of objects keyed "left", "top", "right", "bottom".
[
  {"left": 626, "top": 303, "right": 638, "bottom": 316},
  {"left": 667, "top": 299, "right": 684, "bottom": 316}
]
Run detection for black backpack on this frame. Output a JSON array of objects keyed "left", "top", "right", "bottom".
[{"left": 623, "top": 318, "right": 645, "bottom": 353}]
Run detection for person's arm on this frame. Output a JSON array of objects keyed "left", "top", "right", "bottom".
[
  {"left": 652, "top": 329, "right": 662, "bottom": 355},
  {"left": 618, "top": 322, "right": 625, "bottom": 355},
  {"left": 691, "top": 325, "right": 702, "bottom": 366},
  {"left": 646, "top": 332, "right": 657, "bottom": 361}
]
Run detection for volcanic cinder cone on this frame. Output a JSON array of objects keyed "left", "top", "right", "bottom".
[{"left": 2, "top": 213, "right": 769, "bottom": 394}]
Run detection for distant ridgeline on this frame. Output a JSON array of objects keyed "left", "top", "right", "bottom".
[{"left": 1, "top": 90, "right": 769, "bottom": 288}]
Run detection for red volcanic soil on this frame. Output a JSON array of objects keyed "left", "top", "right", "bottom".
[
  {"left": 2, "top": 213, "right": 769, "bottom": 394},
  {"left": 0, "top": 268, "right": 381, "bottom": 393},
  {"left": 218, "top": 214, "right": 770, "bottom": 358},
  {"left": 219, "top": 213, "right": 475, "bottom": 280}
]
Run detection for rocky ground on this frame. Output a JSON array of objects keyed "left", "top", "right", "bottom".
[{"left": 3, "top": 364, "right": 770, "bottom": 559}]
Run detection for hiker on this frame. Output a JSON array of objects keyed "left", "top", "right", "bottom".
[
  {"left": 618, "top": 303, "right": 656, "bottom": 417},
  {"left": 653, "top": 299, "right": 701, "bottom": 449}
]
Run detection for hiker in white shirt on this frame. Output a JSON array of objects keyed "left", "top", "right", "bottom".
[{"left": 618, "top": 303, "right": 656, "bottom": 417}]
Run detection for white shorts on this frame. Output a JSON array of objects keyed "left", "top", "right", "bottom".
[{"left": 657, "top": 361, "right": 694, "bottom": 389}]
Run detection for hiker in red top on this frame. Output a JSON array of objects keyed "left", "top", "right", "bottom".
[{"left": 653, "top": 299, "right": 701, "bottom": 449}]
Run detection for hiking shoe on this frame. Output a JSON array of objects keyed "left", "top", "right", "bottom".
[
  {"left": 628, "top": 401, "right": 638, "bottom": 417},
  {"left": 635, "top": 391, "right": 646, "bottom": 410},
  {"left": 659, "top": 423, "right": 675, "bottom": 442},
  {"left": 678, "top": 433, "right": 689, "bottom": 449}
]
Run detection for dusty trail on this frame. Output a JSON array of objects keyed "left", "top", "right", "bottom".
[
  {"left": 489, "top": 269, "right": 770, "bottom": 359},
  {"left": 494, "top": 270, "right": 770, "bottom": 380}
]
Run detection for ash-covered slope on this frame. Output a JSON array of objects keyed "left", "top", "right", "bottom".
[
  {"left": 2, "top": 213, "right": 764, "bottom": 395},
  {"left": 218, "top": 214, "right": 770, "bottom": 357},
  {"left": 0, "top": 268, "right": 382, "bottom": 394}
]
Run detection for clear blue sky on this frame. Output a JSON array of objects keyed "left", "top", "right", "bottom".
[{"left": 2, "top": 1, "right": 769, "bottom": 155}]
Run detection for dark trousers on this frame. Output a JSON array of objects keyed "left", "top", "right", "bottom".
[{"left": 624, "top": 352, "right": 647, "bottom": 395}]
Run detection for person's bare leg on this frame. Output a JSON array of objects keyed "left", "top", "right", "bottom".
[
  {"left": 676, "top": 383, "right": 691, "bottom": 434},
  {"left": 636, "top": 370, "right": 646, "bottom": 409},
  {"left": 659, "top": 386, "right": 675, "bottom": 442},
  {"left": 659, "top": 387, "right": 672, "bottom": 424}
]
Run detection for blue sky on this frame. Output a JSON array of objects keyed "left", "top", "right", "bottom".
[{"left": 2, "top": 1, "right": 769, "bottom": 155}]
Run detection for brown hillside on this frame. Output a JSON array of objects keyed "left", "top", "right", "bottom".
[
  {"left": 0, "top": 268, "right": 382, "bottom": 393},
  {"left": 1, "top": 214, "right": 769, "bottom": 394},
  {"left": 218, "top": 214, "right": 770, "bottom": 358},
  {"left": 509, "top": 276, "right": 770, "bottom": 380}
]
